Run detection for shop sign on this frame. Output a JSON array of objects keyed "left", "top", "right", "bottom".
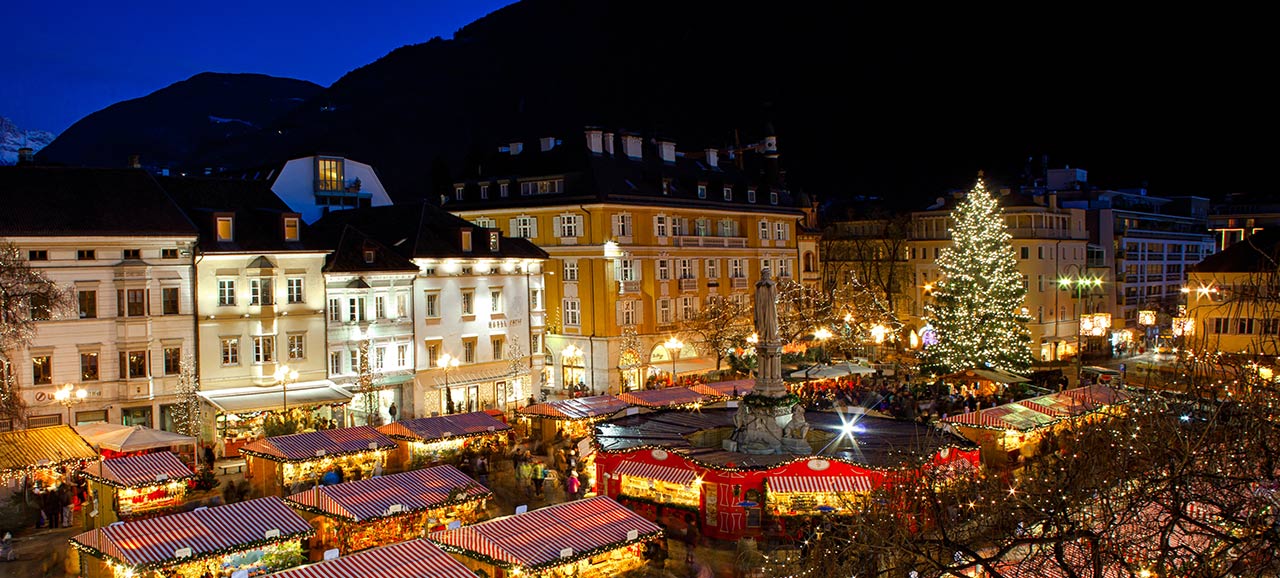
[
  {"left": 650, "top": 449, "right": 669, "bottom": 461},
  {"left": 806, "top": 459, "right": 830, "bottom": 471},
  {"left": 264, "top": 529, "right": 280, "bottom": 539}
]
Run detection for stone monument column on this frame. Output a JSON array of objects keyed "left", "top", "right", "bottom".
[{"left": 731, "top": 267, "right": 809, "bottom": 454}]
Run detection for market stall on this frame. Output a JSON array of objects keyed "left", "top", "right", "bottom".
[
  {"left": 689, "top": 379, "right": 755, "bottom": 401},
  {"left": 265, "top": 539, "right": 475, "bottom": 578},
  {"left": 517, "top": 394, "right": 629, "bottom": 445},
  {"left": 284, "top": 464, "right": 492, "bottom": 557},
  {"left": 615, "top": 387, "right": 708, "bottom": 411},
  {"left": 942, "top": 401, "right": 1068, "bottom": 466},
  {"left": 239, "top": 426, "right": 397, "bottom": 497},
  {"left": 74, "top": 423, "right": 197, "bottom": 465},
  {"left": 70, "top": 496, "right": 313, "bottom": 578},
  {"left": 614, "top": 460, "right": 701, "bottom": 510},
  {"left": 763, "top": 475, "right": 873, "bottom": 516},
  {"left": 939, "top": 367, "right": 1030, "bottom": 396},
  {"left": 199, "top": 382, "right": 352, "bottom": 458},
  {"left": 0, "top": 425, "right": 98, "bottom": 492},
  {"left": 427, "top": 496, "right": 663, "bottom": 578},
  {"left": 81, "top": 451, "right": 194, "bottom": 526},
  {"left": 377, "top": 411, "right": 511, "bottom": 472}
]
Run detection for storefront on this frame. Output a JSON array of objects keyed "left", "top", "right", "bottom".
[
  {"left": 516, "top": 395, "right": 629, "bottom": 445},
  {"left": 344, "top": 374, "right": 410, "bottom": 427},
  {"left": 70, "top": 496, "right": 313, "bottom": 578},
  {"left": 82, "top": 451, "right": 194, "bottom": 527},
  {"left": 266, "top": 539, "right": 475, "bottom": 578},
  {"left": 199, "top": 382, "right": 353, "bottom": 458},
  {"left": 427, "top": 496, "right": 662, "bottom": 578},
  {"left": 285, "top": 465, "right": 492, "bottom": 557},
  {"left": 763, "top": 475, "right": 873, "bottom": 517},
  {"left": 377, "top": 411, "right": 511, "bottom": 472},
  {"left": 240, "top": 425, "right": 397, "bottom": 497},
  {"left": 0, "top": 425, "right": 98, "bottom": 490}
]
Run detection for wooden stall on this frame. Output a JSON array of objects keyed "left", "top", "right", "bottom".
[
  {"left": 70, "top": 496, "right": 313, "bottom": 578},
  {"left": 517, "top": 395, "right": 629, "bottom": 445},
  {"left": 0, "top": 425, "right": 97, "bottom": 493},
  {"left": 265, "top": 539, "right": 475, "bottom": 578},
  {"left": 240, "top": 426, "right": 397, "bottom": 497},
  {"left": 81, "top": 451, "right": 194, "bottom": 527},
  {"left": 284, "top": 465, "right": 492, "bottom": 558},
  {"left": 427, "top": 496, "right": 662, "bottom": 578},
  {"left": 689, "top": 378, "right": 755, "bottom": 401},
  {"left": 376, "top": 411, "right": 511, "bottom": 473},
  {"left": 939, "top": 367, "right": 1030, "bottom": 396},
  {"left": 615, "top": 387, "right": 709, "bottom": 411}
]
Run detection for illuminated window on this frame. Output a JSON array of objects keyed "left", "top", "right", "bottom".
[
  {"left": 284, "top": 217, "right": 300, "bottom": 241},
  {"left": 316, "top": 157, "right": 344, "bottom": 191},
  {"left": 216, "top": 217, "right": 234, "bottom": 241},
  {"left": 253, "top": 335, "right": 275, "bottom": 364},
  {"left": 563, "top": 299, "right": 581, "bottom": 326},
  {"left": 32, "top": 355, "right": 52, "bottom": 384}
]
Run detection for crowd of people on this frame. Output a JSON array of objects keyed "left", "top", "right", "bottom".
[{"left": 790, "top": 372, "right": 1049, "bottom": 422}]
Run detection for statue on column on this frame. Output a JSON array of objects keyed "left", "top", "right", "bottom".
[{"left": 754, "top": 268, "right": 778, "bottom": 344}]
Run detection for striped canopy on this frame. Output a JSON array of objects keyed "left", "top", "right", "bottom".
[
  {"left": 768, "top": 475, "right": 873, "bottom": 494},
  {"left": 614, "top": 460, "right": 698, "bottom": 486},
  {"left": 517, "top": 395, "right": 629, "bottom": 421},
  {"left": 427, "top": 496, "right": 662, "bottom": 571},
  {"left": 378, "top": 411, "right": 510, "bottom": 443},
  {"left": 943, "top": 402, "right": 1060, "bottom": 432},
  {"left": 689, "top": 379, "right": 754, "bottom": 398},
  {"left": 266, "top": 539, "right": 474, "bottom": 578},
  {"left": 616, "top": 387, "right": 707, "bottom": 408},
  {"left": 0, "top": 425, "right": 97, "bottom": 474},
  {"left": 82, "top": 451, "right": 193, "bottom": 489},
  {"left": 1016, "top": 398, "right": 1073, "bottom": 418},
  {"left": 240, "top": 426, "right": 397, "bottom": 462},
  {"left": 1063, "top": 384, "right": 1132, "bottom": 408},
  {"left": 285, "top": 465, "right": 491, "bottom": 522},
  {"left": 70, "top": 496, "right": 312, "bottom": 568}
]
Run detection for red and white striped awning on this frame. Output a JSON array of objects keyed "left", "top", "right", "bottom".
[
  {"left": 768, "top": 475, "right": 873, "bottom": 494},
  {"left": 614, "top": 460, "right": 698, "bottom": 486},
  {"left": 240, "top": 425, "right": 397, "bottom": 462},
  {"left": 82, "top": 451, "right": 194, "bottom": 489},
  {"left": 689, "top": 379, "right": 754, "bottom": 398},
  {"left": 942, "top": 410, "right": 1009, "bottom": 429},
  {"left": 517, "top": 395, "right": 630, "bottom": 421},
  {"left": 427, "top": 496, "right": 662, "bottom": 570},
  {"left": 70, "top": 496, "right": 312, "bottom": 568},
  {"left": 1016, "top": 399, "right": 1071, "bottom": 418},
  {"left": 377, "top": 411, "right": 510, "bottom": 443},
  {"left": 285, "top": 465, "right": 491, "bottom": 522},
  {"left": 265, "top": 539, "right": 475, "bottom": 578},
  {"left": 616, "top": 387, "right": 707, "bottom": 408}
]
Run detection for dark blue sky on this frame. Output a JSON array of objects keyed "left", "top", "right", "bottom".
[{"left": 2, "top": 0, "right": 514, "bottom": 133}]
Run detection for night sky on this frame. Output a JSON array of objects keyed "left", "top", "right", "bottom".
[{"left": 2, "top": 0, "right": 512, "bottom": 132}]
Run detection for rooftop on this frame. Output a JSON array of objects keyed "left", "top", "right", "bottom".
[{"left": 0, "top": 167, "right": 196, "bottom": 237}]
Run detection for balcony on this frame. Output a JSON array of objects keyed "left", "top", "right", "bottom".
[
  {"left": 679, "top": 278, "right": 698, "bottom": 292},
  {"left": 731, "top": 277, "right": 749, "bottom": 289},
  {"left": 618, "top": 280, "right": 640, "bottom": 294},
  {"left": 1006, "top": 228, "right": 1084, "bottom": 240},
  {"left": 673, "top": 235, "right": 748, "bottom": 248}
]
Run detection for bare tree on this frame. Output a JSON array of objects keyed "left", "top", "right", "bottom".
[
  {"left": 821, "top": 213, "right": 915, "bottom": 321},
  {"left": 681, "top": 296, "right": 752, "bottom": 370},
  {"left": 0, "top": 241, "right": 73, "bottom": 421}
]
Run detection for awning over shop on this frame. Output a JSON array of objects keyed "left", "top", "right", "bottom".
[
  {"left": 199, "top": 381, "right": 351, "bottom": 413},
  {"left": 82, "top": 451, "right": 194, "bottom": 489},
  {"left": 768, "top": 475, "right": 873, "bottom": 494},
  {"left": 430, "top": 366, "right": 516, "bottom": 387},
  {"left": 0, "top": 425, "right": 98, "bottom": 475},
  {"left": 943, "top": 402, "right": 1060, "bottom": 432},
  {"left": 74, "top": 423, "right": 196, "bottom": 452},
  {"left": 1063, "top": 384, "right": 1132, "bottom": 407},
  {"left": 266, "top": 539, "right": 475, "bottom": 578},
  {"left": 240, "top": 425, "right": 397, "bottom": 462},
  {"left": 614, "top": 460, "right": 698, "bottom": 486},
  {"left": 69, "top": 496, "right": 312, "bottom": 569},
  {"left": 517, "top": 395, "right": 629, "bottom": 421},
  {"left": 616, "top": 387, "right": 707, "bottom": 409},
  {"left": 426, "top": 496, "right": 662, "bottom": 571},
  {"left": 378, "top": 411, "right": 510, "bottom": 442},
  {"left": 285, "top": 465, "right": 491, "bottom": 522},
  {"left": 690, "top": 379, "right": 754, "bottom": 398}
]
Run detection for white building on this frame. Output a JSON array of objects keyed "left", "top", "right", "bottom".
[
  {"left": 0, "top": 167, "right": 198, "bottom": 431},
  {"left": 231, "top": 155, "right": 394, "bottom": 224}
]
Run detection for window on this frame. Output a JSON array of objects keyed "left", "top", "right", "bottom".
[
  {"left": 563, "top": 260, "right": 579, "bottom": 282},
  {"left": 706, "top": 259, "right": 720, "bottom": 278},
  {"left": 288, "top": 335, "right": 305, "bottom": 360},
  {"left": 1020, "top": 246, "right": 1030, "bottom": 259},
  {"left": 287, "top": 278, "right": 303, "bottom": 304},
  {"left": 489, "top": 231, "right": 500, "bottom": 252},
  {"left": 531, "top": 289, "right": 543, "bottom": 310},
  {"left": 778, "top": 259, "right": 792, "bottom": 278},
  {"left": 723, "top": 186, "right": 733, "bottom": 201},
  {"left": 718, "top": 219, "right": 738, "bottom": 237},
  {"left": 489, "top": 289, "right": 502, "bottom": 314},
  {"left": 658, "top": 259, "right": 670, "bottom": 281},
  {"left": 1264, "top": 319, "right": 1280, "bottom": 335},
  {"left": 77, "top": 249, "right": 96, "bottom": 260},
  {"left": 164, "top": 347, "right": 181, "bottom": 375},
  {"left": 123, "top": 249, "right": 141, "bottom": 260},
  {"left": 563, "top": 299, "right": 581, "bottom": 326},
  {"left": 1237, "top": 318, "right": 1256, "bottom": 335},
  {"left": 678, "top": 259, "right": 694, "bottom": 279},
  {"left": 558, "top": 215, "right": 583, "bottom": 238},
  {"left": 250, "top": 278, "right": 273, "bottom": 306},
  {"left": 748, "top": 189, "right": 757, "bottom": 203},
  {"left": 349, "top": 350, "right": 360, "bottom": 372},
  {"left": 1037, "top": 275, "right": 1045, "bottom": 292},
  {"left": 375, "top": 295, "right": 387, "bottom": 319},
  {"left": 695, "top": 218, "right": 710, "bottom": 236},
  {"left": 499, "top": 182, "right": 509, "bottom": 197},
  {"left": 78, "top": 290, "right": 97, "bottom": 319},
  {"left": 120, "top": 351, "right": 148, "bottom": 379},
  {"left": 363, "top": 248, "right": 376, "bottom": 264},
  {"left": 32, "top": 355, "right": 52, "bottom": 384},
  {"left": 730, "top": 258, "right": 745, "bottom": 279},
  {"left": 28, "top": 250, "right": 47, "bottom": 261},
  {"left": 221, "top": 338, "right": 240, "bottom": 365},
  {"left": 672, "top": 217, "right": 687, "bottom": 236},
  {"left": 459, "top": 290, "right": 475, "bottom": 315},
  {"left": 119, "top": 289, "right": 146, "bottom": 317},
  {"left": 662, "top": 179, "right": 671, "bottom": 195},
  {"left": 759, "top": 221, "right": 770, "bottom": 240},
  {"left": 426, "top": 293, "right": 440, "bottom": 318},
  {"left": 769, "top": 191, "right": 778, "bottom": 205},
  {"left": 218, "top": 280, "right": 235, "bottom": 306},
  {"left": 697, "top": 185, "right": 707, "bottom": 199},
  {"left": 514, "top": 216, "right": 537, "bottom": 238},
  {"left": 464, "top": 341, "right": 476, "bottom": 363},
  {"left": 612, "top": 214, "right": 633, "bottom": 238},
  {"left": 619, "top": 259, "right": 638, "bottom": 282},
  {"left": 1037, "top": 246, "right": 1045, "bottom": 259},
  {"left": 396, "top": 292, "right": 408, "bottom": 318},
  {"left": 774, "top": 223, "right": 788, "bottom": 241},
  {"left": 397, "top": 344, "right": 408, "bottom": 367},
  {"left": 216, "top": 217, "right": 234, "bottom": 241},
  {"left": 375, "top": 346, "right": 386, "bottom": 370},
  {"left": 680, "top": 296, "right": 697, "bottom": 320},
  {"left": 279, "top": 217, "right": 300, "bottom": 241},
  {"left": 655, "top": 216, "right": 668, "bottom": 237},
  {"left": 316, "top": 157, "right": 344, "bottom": 191},
  {"left": 461, "top": 230, "right": 473, "bottom": 252},
  {"left": 531, "top": 334, "right": 542, "bottom": 355},
  {"left": 162, "top": 248, "right": 179, "bottom": 259},
  {"left": 480, "top": 185, "right": 489, "bottom": 199},
  {"left": 81, "top": 353, "right": 99, "bottom": 381},
  {"left": 330, "top": 352, "right": 342, "bottom": 375},
  {"left": 658, "top": 299, "right": 672, "bottom": 324},
  {"left": 621, "top": 300, "right": 637, "bottom": 325},
  {"left": 253, "top": 336, "right": 275, "bottom": 363},
  {"left": 426, "top": 344, "right": 438, "bottom": 368},
  {"left": 455, "top": 186, "right": 465, "bottom": 200},
  {"left": 349, "top": 297, "right": 367, "bottom": 321},
  {"left": 492, "top": 337, "right": 505, "bottom": 360},
  {"left": 520, "top": 179, "right": 563, "bottom": 196},
  {"left": 328, "top": 298, "right": 341, "bottom": 321},
  {"left": 156, "top": 287, "right": 178, "bottom": 315}
]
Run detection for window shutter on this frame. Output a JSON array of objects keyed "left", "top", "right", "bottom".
[
  {"left": 615, "top": 302, "right": 624, "bottom": 325},
  {"left": 146, "top": 290, "right": 151, "bottom": 315},
  {"left": 553, "top": 216, "right": 562, "bottom": 237},
  {"left": 611, "top": 214, "right": 621, "bottom": 237},
  {"left": 508, "top": 217, "right": 518, "bottom": 235},
  {"left": 530, "top": 217, "right": 538, "bottom": 238}
]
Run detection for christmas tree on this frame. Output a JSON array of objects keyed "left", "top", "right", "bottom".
[
  {"left": 923, "top": 173, "right": 1034, "bottom": 374},
  {"left": 171, "top": 354, "right": 201, "bottom": 438}
]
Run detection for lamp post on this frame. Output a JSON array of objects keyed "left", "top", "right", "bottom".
[
  {"left": 439, "top": 353, "right": 461, "bottom": 413},
  {"left": 1058, "top": 268, "right": 1103, "bottom": 387},
  {"left": 663, "top": 336, "right": 684, "bottom": 384},
  {"left": 275, "top": 365, "right": 299, "bottom": 414},
  {"left": 54, "top": 383, "right": 87, "bottom": 426}
]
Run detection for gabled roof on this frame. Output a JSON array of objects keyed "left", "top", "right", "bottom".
[
  {"left": 311, "top": 203, "right": 547, "bottom": 261},
  {"left": 0, "top": 167, "right": 197, "bottom": 237},
  {"left": 1191, "top": 228, "right": 1280, "bottom": 273},
  {"left": 0, "top": 425, "right": 98, "bottom": 474},
  {"left": 316, "top": 224, "right": 419, "bottom": 274},
  {"left": 377, "top": 411, "right": 510, "bottom": 442},
  {"left": 239, "top": 426, "right": 397, "bottom": 462},
  {"left": 284, "top": 465, "right": 490, "bottom": 522},
  {"left": 266, "top": 539, "right": 475, "bottom": 578},
  {"left": 155, "top": 176, "right": 326, "bottom": 253},
  {"left": 82, "top": 451, "right": 194, "bottom": 489}
]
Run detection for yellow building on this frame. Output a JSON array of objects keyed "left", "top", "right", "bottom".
[
  {"left": 450, "top": 128, "right": 806, "bottom": 394},
  {"left": 1184, "top": 228, "right": 1280, "bottom": 357}
]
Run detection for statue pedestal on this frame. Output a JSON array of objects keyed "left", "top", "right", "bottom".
[
  {"left": 781, "top": 438, "right": 812, "bottom": 455},
  {"left": 734, "top": 402, "right": 795, "bottom": 455}
]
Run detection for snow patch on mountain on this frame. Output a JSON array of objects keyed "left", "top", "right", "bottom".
[
  {"left": 0, "top": 116, "right": 56, "bottom": 165},
  {"left": 208, "top": 115, "right": 256, "bottom": 127}
]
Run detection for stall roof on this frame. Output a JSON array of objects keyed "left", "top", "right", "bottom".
[
  {"left": 82, "top": 451, "right": 194, "bottom": 489},
  {"left": 769, "top": 475, "right": 873, "bottom": 493},
  {"left": 266, "top": 539, "right": 475, "bottom": 578},
  {"left": 669, "top": 356, "right": 718, "bottom": 376},
  {"left": 70, "top": 496, "right": 312, "bottom": 569},
  {"left": 615, "top": 387, "right": 707, "bottom": 409},
  {"left": 74, "top": 423, "right": 196, "bottom": 452},
  {"left": 285, "top": 465, "right": 491, "bottom": 523},
  {"left": 240, "top": 426, "right": 397, "bottom": 462},
  {"left": 942, "top": 368, "right": 1030, "bottom": 384},
  {"left": 199, "top": 381, "right": 351, "bottom": 413},
  {"left": 377, "top": 411, "right": 510, "bottom": 443},
  {"left": 0, "top": 425, "right": 98, "bottom": 474},
  {"left": 517, "top": 395, "right": 629, "bottom": 421},
  {"left": 614, "top": 460, "right": 697, "bottom": 486},
  {"left": 427, "top": 496, "right": 662, "bottom": 571},
  {"left": 943, "top": 402, "right": 1061, "bottom": 432},
  {"left": 1063, "top": 384, "right": 1132, "bottom": 407},
  {"left": 689, "top": 379, "right": 754, "bottom": 398}
]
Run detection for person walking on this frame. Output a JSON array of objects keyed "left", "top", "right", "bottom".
[
  {"left": 565, "top": 469, "right": 580, "bottom": 500},
  {"left": 533, "top": 460, "right": 547, "bottom": 498}
]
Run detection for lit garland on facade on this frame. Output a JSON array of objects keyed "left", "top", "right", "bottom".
[
  {"left": 427, "top": 530, "right": 662, "bottom": 574},
  {"left": 71, "top": 530, "right": 313, "bottom": 573},
  {"left": 592, "top": 438, "right": 977, "bottom": 474},
  {"left": 240, "top": 446, "right": 392, "bottom": 464},
  {"left": 284, "top": 489, "right": 491, "bottom": 524}
]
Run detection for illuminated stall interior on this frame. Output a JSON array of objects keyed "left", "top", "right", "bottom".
[
  {"left": 285, "top": 465, "right": 492, "bottom": 557},
  {"left": 199, "top": 383, "right": 352, "bottom": 458},
  {"left": 0, "top": 425, "right": 97, "bottom": 491},
  {"left": 937, "top": 367, "right": 1030, "bottom": 396},
  {"left": 81, "top": 451, "right": 194, "bottom": 526},
  {"left": 427, "top": 496, "right": 662, "bottom": 578},
  {"left": 70, "top": 496, "right": 313, "bottom": 578},
  {"left": 614, "top": 461, "right": 701, "bottom": 509},
  {"left": 264, "top": 539, "right": 475, "bottom": 578},
  {"left": 240, "top": 425, "right": 396, "bottom": 496},
  {"left": 764, "top": 475, "right": 873, "bottom": 516},
  {"left": 377, "top": 411, "right": 510, "bottom": 472}
]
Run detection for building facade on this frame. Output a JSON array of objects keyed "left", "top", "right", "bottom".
[
  {"left": 0, "top": 167, "right": 198, "bottom": 431},
  {"left": 232, "top": 155, "right": 395, "bottom": 224},
  {"left": 1207, "top": 192, "right": 1280, "bottom": 253},
  {"left": 448, "top": 128, "right": 806, "bottom": 395},
  {"left": 1184, "top": 228, "right": 1280, "bottom": 357}
]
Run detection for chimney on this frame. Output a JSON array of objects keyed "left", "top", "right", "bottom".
[
  {"left": 621, "top": 134, "right": 643, "bottom": 160},
  {"left": 658, "top": 140, "right": 676, "bottom": 163},
  {"left": 705, "top": 148, "right": 718, "bottom": 168},
  {"left": 1048, "top": 192, "right": 1058, "bottom": 210},
  {"left": 585, "top": 129, "right": 603, "bottom": 154},
  {"left": 539, "top": 137, "right": 557, "bottom": 152},
  {"left": 602, "top": 132, "right": 615, "bottom": 156},
  {"left": 509, "top": 142, "right": 524, "bottom": 155},
  {"left": 128, "top": 154, "right": 141, "bottom": 169},
  {"left": 16, "top": 147, "right": 34, "bottom": 165}
]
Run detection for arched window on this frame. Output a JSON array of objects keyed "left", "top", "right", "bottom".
[{"left": 802, "top": 251, "right": 815, "bottom": 273}]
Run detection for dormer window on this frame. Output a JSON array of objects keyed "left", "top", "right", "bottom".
[
  {"left": 315, "top": 157, "right": 344, "bottom": 192},
  {"left": 283, "top": 216, "right": 300, "bottom": 241},
  {"left": 723, "top": 186, "right": 733, "bottom": 201},
  {"left": 489, "top": 232, "right": 500, "bottom": 252},
  {"left": 363, "top": 249, "right": 376, "bottom": 264},
  {"left": 770, "top": 191, "right": 779, "bottom": 205},
  {"left": 461, "top": 229, "right": 473, "bottom": 253},
  {"left": 455, "top": 186, "right": 465, "bottom": 201},
  {"left": 747, "top": 189, "right": 757, "bottom": 204},
  {"left": 216, "top": 216, "right": 234, "bottom": 241},
  {"left": 696, "top": 185, "right": 706, "bottom": 199}
]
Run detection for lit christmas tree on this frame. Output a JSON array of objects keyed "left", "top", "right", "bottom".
[{"left": 923, "top": 173, "right": 1034, "bottom": 374}]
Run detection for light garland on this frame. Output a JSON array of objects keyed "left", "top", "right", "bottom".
[
  {"left": 240, "top": 446, "right": 392, "bottom": 464},
  {"left": 428, "top": 531, "right": 662, "bottom": 573},
  {"left": 285, "top": 490, "right": 492, "bottom": 524},
  {"left": 71, "top": 529, "right": 313, "bottom": 573}
]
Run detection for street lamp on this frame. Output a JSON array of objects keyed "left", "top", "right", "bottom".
[
  {"left": 1058, "top": 269, "right": 1103, "bottom": 387},
  {"left": 54, "top": 383, "right": 87, "bottom": 426},
  {"left": 663, "top": 336, "right": 684, "bottom": 383},
  {"left": 275, "top": 365, "right": 299, "bottom": 413},
  {"left": 439, "top": 353, "right": 461, "bottom": 413}
]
